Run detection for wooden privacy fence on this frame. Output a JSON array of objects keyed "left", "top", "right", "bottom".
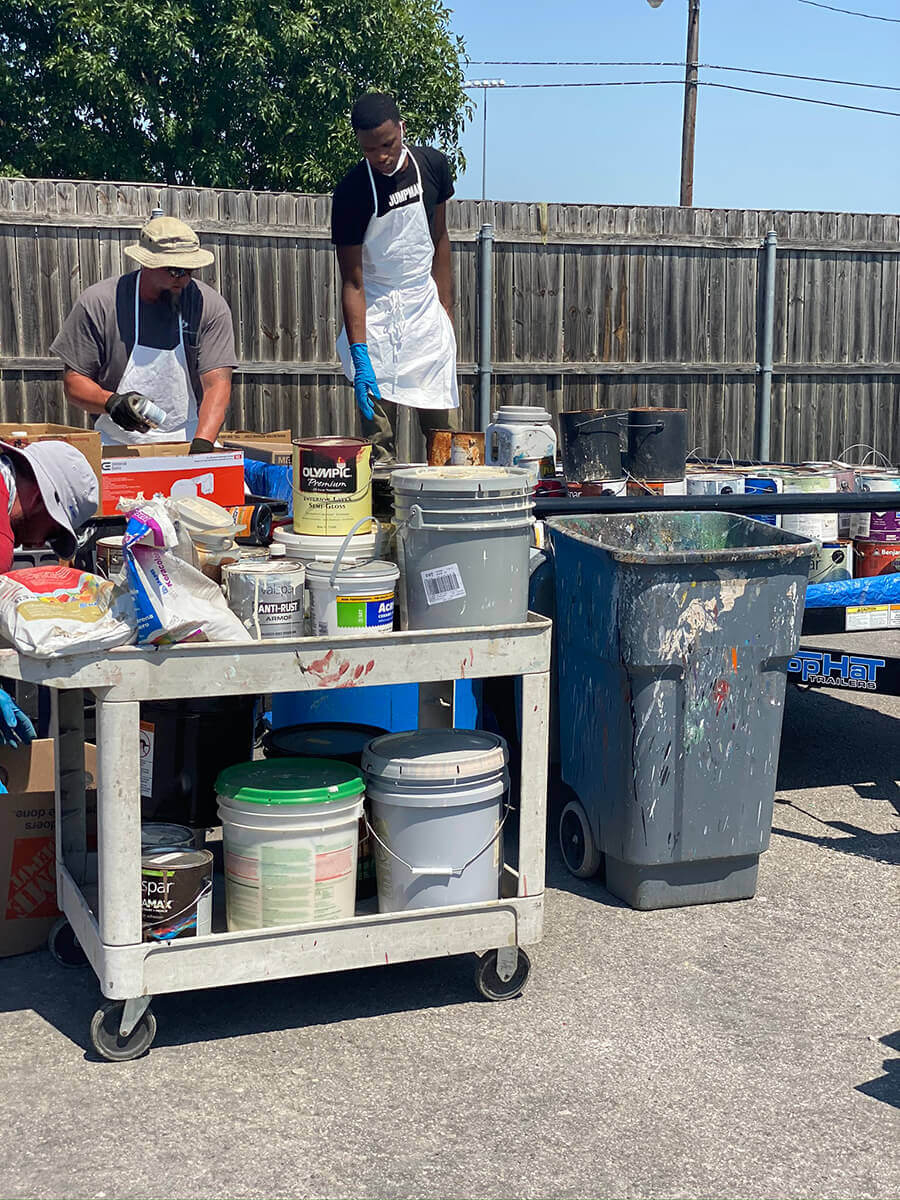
[{"left": 1, "top": 177, "right": 898, "bottom": 463}]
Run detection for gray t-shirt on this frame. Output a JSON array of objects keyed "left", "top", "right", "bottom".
[{"left": 50, "top": 271, "right": 237, "bottom": 405}]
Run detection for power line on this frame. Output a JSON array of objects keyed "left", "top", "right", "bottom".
[
  {"left": 796, "top": 0, "right": 900, "bottom": 19},
  {"left": 468, "top": 60, "right": 900, "bottom": 92},
  {"left": 480, "top": 78, "right": 900, "bottom": 117}
]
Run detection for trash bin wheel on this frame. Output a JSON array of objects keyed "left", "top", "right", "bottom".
[
  {"left": 474, "top": 948, "right": 531, "bottom": 1001},
  {"left": 47, "top": 917, "right": 88, "bottom": 968},
  {"left": 89, "top": 1001, "right": 157, "bottom": 1062},
  {"left": 559, "top": 798, "right": 602, "bottom": 878}
]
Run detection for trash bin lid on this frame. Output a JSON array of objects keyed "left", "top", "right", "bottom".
[{"left": 362, "top": 730, "right": 508, "bottom": 783}]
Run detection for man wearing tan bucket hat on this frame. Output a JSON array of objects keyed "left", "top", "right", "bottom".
[{"left": 51, "top": 217, "right": 237, "bottom": 449}]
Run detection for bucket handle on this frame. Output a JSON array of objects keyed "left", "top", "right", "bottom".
[
  {"left": 364, "top": 800, "right": 511, "bottom": 879},
  {"left": 328, "top": 516, "right": 383, "bottom": 589},
  {"left": 622, "top": 420, "right": 665, "bottom": 434},
  {"left": 838, "top": 442, "right": 891, "bottom": 468},
  {"left": 566, "top": 413, "right": 625, "bottom": 436},
  {"left": 406, "top": 504, "right": 533, "bottom": 535}
]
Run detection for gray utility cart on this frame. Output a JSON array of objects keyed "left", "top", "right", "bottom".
[{"left": 0, "top": 616, "right": 551, "bottom": 1061}]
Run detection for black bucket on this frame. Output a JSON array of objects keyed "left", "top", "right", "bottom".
[
  {"left": 559, "top": 410, "right": 625, "bottom": 483},
  {"left": 624, "top": 408, "right": 688, "bottom": 482}
]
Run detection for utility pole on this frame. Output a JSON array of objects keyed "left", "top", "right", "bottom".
[
  {"left": 648, "top": 0, "right": 700, "bottom": 206},
  {"left": 680, "top": 0, "right": 700, "bottom": 205}
]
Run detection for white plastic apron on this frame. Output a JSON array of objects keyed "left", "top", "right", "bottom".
[
  {"left": 337, "top": 152, "right": 459, "bottom": 411},
  {"left": 95, "top": 270, "right": 197, "bottom": 445}
]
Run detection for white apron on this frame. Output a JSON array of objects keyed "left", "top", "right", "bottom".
[
  {"left": 95, "top": 270, "right": 197, "bottom": 445},
  {"left": 337, "top": 153, "right": 459, "bottom": 411}
]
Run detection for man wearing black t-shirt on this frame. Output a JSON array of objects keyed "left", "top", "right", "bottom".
[{"left": 333, "top": 93, "right": 460, "bottom": 463}]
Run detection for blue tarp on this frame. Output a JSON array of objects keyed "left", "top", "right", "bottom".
[
  {"left": 806, "top": 574, "right": 900, "bottom": 609},
  {"left": 244, "top": 460, "right": 293, "bottom": 514}
]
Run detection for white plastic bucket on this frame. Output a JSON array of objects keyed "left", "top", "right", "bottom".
[
  {"left": 307, "top": 559, "right": 399, "bottom": 636},
  {"left": 216, "top": 757, "right": 365, "bottom": 930},
  {"left": 362, "top": 730, "right": 509, "bottom": 913},
  {"left": 486, "top": 405, "right": 558, "bottom": 488},
  {"left": 272, "top": 526, "right": 379, "bottom": 564},
  {"left": 391, "top": 466, "right": 534, "bottom": 631}
]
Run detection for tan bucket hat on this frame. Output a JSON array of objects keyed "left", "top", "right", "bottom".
[{"left": 124, "top": 216, "right": 214, "bottom": 270}]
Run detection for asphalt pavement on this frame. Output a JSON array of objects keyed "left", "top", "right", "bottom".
[{"left": 0, "top": 680, "right": 897, "bottom": 1200}]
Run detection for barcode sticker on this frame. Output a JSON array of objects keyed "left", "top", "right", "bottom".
[{"left": 421, "top": 563, "right": 466, "bottom": 606}]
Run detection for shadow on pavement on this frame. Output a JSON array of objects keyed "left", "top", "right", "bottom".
[{"left": 856, "top": 1030, "right": 900, "bottom": 1110}]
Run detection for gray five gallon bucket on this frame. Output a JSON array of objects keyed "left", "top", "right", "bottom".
[
  {"left": 361, "top": 730, "right": 509, "bottom": 913},
  {"left": 391, "top": 466, "right": 534, "bottom": 630}
]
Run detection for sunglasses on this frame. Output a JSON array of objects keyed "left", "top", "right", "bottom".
[{"left": 165, "top": 266, "right": 193, "bottom": 279}]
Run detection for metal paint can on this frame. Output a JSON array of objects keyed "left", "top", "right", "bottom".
[
  {"left": 427, "top": 430, "right": 486, "bottom": 467},
  {"left": 292, "top": 437, "right": 373, "bottom": 536},
  {"left": 625, "top": 478, "right": 687, "bottom": 496},
  {"left": 140, "top": 822, "right": 195, "bottom": 853},
  {"left": 850, "top": 473, "right": 900, "bottom": 541},
  {"left": 223, "top": 561, "right": 306, "bottom": 640},
  {"left": 808, "top": 540, "right": 854, "bottom": 583},
  {"left": 96, "top": 535, "right": 126, "bottom": 579},
  {"left": 744, "top": 474, "right": 783, "bottom": 526},
  {"left": 581, "top": 478, "right": 627, "bottom": 497},
  {"left": 853, "top": 539, "right": 900, "bottom": 578},
  {"left": 685, "top": 472, "right": 746, "bottom": 496},
  {"left": 141, "top": 849, "right": 213, "bottom": 942},
  {"left": 780, "top": 470, "right": 839, "bottom": 541}
]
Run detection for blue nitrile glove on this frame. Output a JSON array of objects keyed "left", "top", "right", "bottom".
[
  {"left": 0, "top": 690, "right": 36, "bottom": 749},
  {"left": 349, "top": 343, "right": 380, "bottom": 421}
]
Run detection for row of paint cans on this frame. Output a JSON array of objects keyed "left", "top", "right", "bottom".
[{"left": 292, "top": 437, "right": 374, "bottom": 537}]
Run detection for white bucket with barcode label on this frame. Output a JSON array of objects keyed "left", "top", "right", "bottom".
[
  {"left": 306, "top": 559, "right": 399, "bottom": 637},
  {"left": 392, "top": 466, "right": 534, "bottom": 631}
]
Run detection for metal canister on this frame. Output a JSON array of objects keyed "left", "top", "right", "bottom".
[{"left": 223, "top": 561, "right": 305, "bottom": 640}]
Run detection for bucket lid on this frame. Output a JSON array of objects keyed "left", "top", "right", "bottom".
[
  {"left": 362, "top": 730, "right": 508, "bottom": 783},
  {"left": 216, "top": 757, "right": 364, "bottom": 804},
  {"left": 171, "top": 496, "right": 238, "bottom": 537},
  {"left": 222, "top": 559, "right": 304, "bottom": 578},
  {"left": 266, "top": 722, "right": 386, "bottom": 762},
  {"left": 305, "top": 559, "right": 399, "bottom": 585},
  {"left": 141, "top": 849, "right": 213, "bottom": 868},
  {"left": 140, "top": 822, "right": 193, "bottom": 848},
  {"left": 391, "top": 466, "right": 531, "bottom": 497},
  {"left": 492, "top": 405, "right": 553, "bottom": 423}
]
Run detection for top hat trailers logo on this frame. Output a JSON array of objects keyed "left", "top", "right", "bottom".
[{"left": 787, "top": 650, "right": 885, "bottom": 690}]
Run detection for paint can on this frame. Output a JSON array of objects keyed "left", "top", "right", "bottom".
[
  {"left": 623, "top": 407, "right": 688, "bottom": 482},
  {"left": 292, "top": 437, "right": 373, "bottom": 536},
  {"left": 216, "top": 758, "right": 365, "bottom": 930},
  {"left": 625, "top": 478, "right": 687, "bottom": 496},
  {"left": 141, "top": 848, "right": 213, "bottom": 942},
  {"left": 850, "top": 473, "right": 900, "bottom": 541},
  {"left": 391, "top": 466, "right": 534, "bottom": 630},
  {"left": 559, "top": 410, "right": 624, "bottom": 482},
  {"left": 780, "top": 470, "right": 839, "bottom": 541},
  {"left": 853, "top": 539, "right": 900, "bottom": 578},
  {"left": 580, "top": 478, "right": 627, "bottom": 497},
  {"left": 95, "top": 536, "right": 126, "bottom": 579},
  {"left": 685, "top": 472, "right": 746, "bottom": 496},
  {"left": 140, "top": 822, "right": 195, "bottom": 853},
  {"left": 486, "top": 406, "right": 558, "bottom": 487},
  {"left": 427, "top": 430, "right": 485, "bottom": 467},
  {"left": 223, "top": 561, "right": 305, "bottom": 640},
  {"left": 744, "top": 474, "right": 784, "bottom": 526},
  {"left": 306, "top": 559, "right": 399, "bottom": 637},
  {"left": 809, "top": 540, "right": 854, "bottom": 583}
]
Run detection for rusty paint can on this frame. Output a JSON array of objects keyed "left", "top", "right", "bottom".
[{"left": 427, "top": 430, "right": 485, "bottom": 467}]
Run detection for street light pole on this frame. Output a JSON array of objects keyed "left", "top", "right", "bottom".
[
  {"left": 463, "top": 80, "right": 506, "bottom": 202},
  {"left": 647, "top": 0, "right": 700, "bottom": 206}
]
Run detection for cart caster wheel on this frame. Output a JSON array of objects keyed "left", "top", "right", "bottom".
[
  {"left": 89, "top": 1001, "right": 157, "bottom": 1062},
  {"left": 47, "top": 918, "right": 88, "bottom": 968},
  {"left": 474, "top": 948, "right": 531, "bottom": 1001},
  {"left": 560, "top": 798, "right": 602, "bottom": 878}
]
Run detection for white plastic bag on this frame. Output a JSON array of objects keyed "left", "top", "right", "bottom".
[{"left": 0, "top": 565, "right": 136, "bottom": 658}]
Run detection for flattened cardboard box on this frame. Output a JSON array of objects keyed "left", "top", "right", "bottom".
[{"left": 0, "top": 740, "right": 97, "bottom": 958}]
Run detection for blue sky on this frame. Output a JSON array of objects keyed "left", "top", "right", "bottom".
[{"left": 444, "top": 0, "right": 900, "bottom": 213}]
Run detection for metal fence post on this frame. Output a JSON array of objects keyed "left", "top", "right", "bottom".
[
  {"left": 477, "top": 223, "right": 494, "bottom": 431},
  {"left": 756, "top": 229, "right": 777, "bottom": 462}
]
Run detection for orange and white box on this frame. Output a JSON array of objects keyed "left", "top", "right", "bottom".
[{"left": 100, "top": 451, "right": 245, "bottom": 515}]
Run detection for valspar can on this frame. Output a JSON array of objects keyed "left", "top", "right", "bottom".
[
  {"left": 292, "top": 437, "right": 373, "bottom": 536},
  {"left": 223, "top": 561, "right": 305, "bottom": 640},
  {"left": 809, "top": 540, "right": 853, "bottom": 583},
  {"left": 141, "top": 849, "right": 213, "bottom": 942}
]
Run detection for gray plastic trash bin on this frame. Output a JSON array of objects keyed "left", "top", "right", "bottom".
[{"left": 548, "top": 512, "right": 814, "bottom": 909}]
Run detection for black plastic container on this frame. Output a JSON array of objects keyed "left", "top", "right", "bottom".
[
  {"left": 623, "top": 407, "right": 688, "bottom": 482},
  {"left": 559, "top": 410, "right": 625, "bottom": 482}
]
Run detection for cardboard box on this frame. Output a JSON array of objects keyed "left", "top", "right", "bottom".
[
  {"left": 100, "top": 450, "right": 245, "bottom": 514},
  {"left": 220, "top": 437, "right": 293, "bottom": 466},
  {"left": 0, "top": 423, "right": 103, "bottom": 515},
  {"left": 102, "top": 443, "right": 191, "bottom": 459},
  {"left": 222, "top": 429, "right": 291, "bottom": 441},
  {"left": 0, "top": 740, "right": 97, "bottom": 958}
]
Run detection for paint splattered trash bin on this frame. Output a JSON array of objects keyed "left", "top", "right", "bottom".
[{"left": 547, "top": 512, "right": 814, "bottom": 909}]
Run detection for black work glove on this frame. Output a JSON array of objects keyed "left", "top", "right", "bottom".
[
  {"left": 105, "top": 391, "right": 154, "bottom": 434},
  {"left": 189, "top": 438, "right": 216, "bottom": 454}
]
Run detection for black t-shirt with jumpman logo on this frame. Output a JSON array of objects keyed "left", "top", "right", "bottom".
[{"left": 331, "top": 146, "right": 454, "bottom": 247}]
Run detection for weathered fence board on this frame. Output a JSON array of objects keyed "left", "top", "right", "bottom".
[{"left": 1, "top": 179, "right": 898, "bottom": 462}]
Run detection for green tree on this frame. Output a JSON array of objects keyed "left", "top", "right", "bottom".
[{"left": 0, "top": 0, "right": 470, "bottom": 189}]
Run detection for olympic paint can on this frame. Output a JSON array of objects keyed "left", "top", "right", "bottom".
[
  {"left": 223, "top": 560, "right": 305, "bottom": 640},
  {"left": 780, "top": 470, "right": 840, "bottom": 541},
  {"left": 685, "top": 471, "right": 746, "bottom": 496},
  {"left": 292, "top": 437, "right": 373, "bottom": 537},
  {"left": 141, "top": 849, "right": 213, "bottom": 942},
  {"left": 808, "top": 540, "right": 854, "bottom": 584},
  {"left": 853, "top": 539, "right": 900, "bottom": 578},
  {"left": 850, "top": 473, "right": 900, "bottom": 541}
]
